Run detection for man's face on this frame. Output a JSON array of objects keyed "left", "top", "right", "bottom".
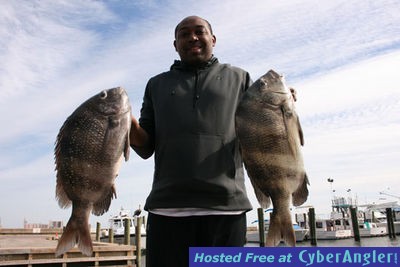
[{"left": 174, "top": 17, "right": 216, "bottom": 66}]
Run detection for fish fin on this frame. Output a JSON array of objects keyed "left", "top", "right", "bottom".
[
  {"left": 251, "top": 180, "right": 271, "bottom": 209},
  {"left": 281, "top": 106, "right": 299, "bottom": 157},
  {"left": 54, "top": 118, "right": 68, "bottom": 161},
  {"left": 54, "top": 120, "right": 72, "bottom": 209},
  {"left": 92, "top": 185, "right": 117, "bottom": 216},
  {"left": 124, "top": 131, "right": 130, "bottom": 161},
  {"left": 55, "top": 216, "right": 93, "bottom": 257},
  {"left": 55, "top": 176, "right": 71, "bottom": 208},
  {"left": 292, "top": 173, "right": 309, "bottom": 206},
  {"left": 248, "top": 175, "right": 271, "bottom": 208},
  {"left": 266, "top": 210, "right": 296, "bottom": 247},
  {"left": 297, "top": 115, "right": 304, "bottom": 146}
]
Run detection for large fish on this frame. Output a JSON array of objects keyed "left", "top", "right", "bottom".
[
  {"left": 235, "top": 70, "right": 309, "bottom": 246},
  {"left": 54, "top": 87, "right": 131, "bottom": 256}
]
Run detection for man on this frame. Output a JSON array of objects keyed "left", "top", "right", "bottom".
[{"left": 130, "top": 16, "right": 252, "bottom": 267}]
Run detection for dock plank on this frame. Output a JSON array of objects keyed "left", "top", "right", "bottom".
[{"left": 0, "top": 240, "right": 136, "bottom": 266}]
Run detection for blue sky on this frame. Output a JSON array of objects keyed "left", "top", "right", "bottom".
[{"left": 0, "top": 0, "right": 399, "bottom": 228}]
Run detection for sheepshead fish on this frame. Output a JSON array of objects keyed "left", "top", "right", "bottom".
[
  {"left": 54, "top": 87, "right": 131, "bottom": 256},
  {"left": 235, "top": 70, "right": 309, "bottom": 247}
]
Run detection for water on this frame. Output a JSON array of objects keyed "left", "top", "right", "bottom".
[{"left": 246, "top": 236, "right": 400, "bottom": 247}]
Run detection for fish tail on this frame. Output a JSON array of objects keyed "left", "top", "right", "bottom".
[
  {"left": 55, "top": 216, "right": 93, "bottom": 257},
  {"left": 266, "top": 211, "right": 295, "bottom": 247}
]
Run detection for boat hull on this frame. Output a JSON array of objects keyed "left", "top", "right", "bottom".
[{"left": 246, "top": 228, "right": 309, "bottom": 243}]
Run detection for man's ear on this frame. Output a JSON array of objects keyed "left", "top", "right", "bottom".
[
  {"left": 212, "top": 35, "right": 216, "bottom": 47},
  {"left": 173, "top": 40, "right": 177, "bottom": 51}
]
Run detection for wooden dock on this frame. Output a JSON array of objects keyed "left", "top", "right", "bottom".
[
  {"left": 0, "top": 243, "right": 136, "bottom": 267},
  {"left": 0, "top": 217, "right": 146, "bottom": 266},
  {"left": 0, "top": 234, "right": 138, "bottom": 267}
]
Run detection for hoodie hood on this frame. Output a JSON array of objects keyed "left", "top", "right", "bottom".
[{"left": 170, "top": 56, "right": 218, "bottom": 71}]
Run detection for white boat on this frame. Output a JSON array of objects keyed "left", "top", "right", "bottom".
[
  {"left": 296, "top": 200, "right": 354, "bottom": 240},
  {"left": 313, "top": 216, "right": 352, "bottom": 240},
  {"left": 321, "top": 212, "right": 387, "bottom": 238},
  {"left": 297, "top": 196, "right": 395, "bottom": 239},
  {"left": 100, "top": 207, "right": 146, "bottom": 246},
  {"left": 246, "top": 221, "right": 309, "bottom": 244},
  {"left": 294, "top": 204, "right": 353, "bottom": 240},
  {"left": 369, "top": 213, "right": 400, "bottom": 235},
  {"left": 376, "top": 221, "right": 400, "bottom": 235},
  {"left": 357, "top": 222, "right": 387, "bottom": 237},
  {"left": 359, "top": 201, "right": 400, "bottom": 235}
]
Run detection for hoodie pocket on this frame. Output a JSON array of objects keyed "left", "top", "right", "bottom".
[{"left": 154, "top": 134, "right": 236, "bottom": 182}]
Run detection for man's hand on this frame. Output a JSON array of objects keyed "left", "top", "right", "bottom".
[{"left": 130, "top": 115, "right": 149, "bottom": 148}]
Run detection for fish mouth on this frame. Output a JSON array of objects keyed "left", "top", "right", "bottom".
[
  {"left": 101, "top": 105, "right": 131, "bottom": 117},
  {"left": 268, "top": 91, "right": 289, "bottom": 94}
]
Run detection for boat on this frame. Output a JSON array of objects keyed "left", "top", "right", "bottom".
[
  {"left": 246, "top": 219, "right": 309, "bottom": 244},
  {"left": 376, "top": 221, "right": 400, "bottom": 235},
  {"left": 313, "top": 214, "right": 352, "bottom": 240},
  {"left": 100, "top": 207, "right": 146, "bottom": 247},
  {"left": 357, "top": 221, "right": 387, "bottom": 237},
  {"left": 293, "top": 224, "right": 310, "bottom": 241},
  {"left": 294, "top": 197, "right": 354, "bottom": 240},
  {"left": 296, "top": 195, "right": 395, "bottom": 239},
  {"left": 359, "top": 202, "right": 400, "bottom": 235},
  {"left": 316, "top": 211, "right": 386, "bottom": 238}
]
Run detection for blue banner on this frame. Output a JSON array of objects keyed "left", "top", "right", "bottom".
[{"left": 189, "top": 247, "right": 399, "bottom": 267}]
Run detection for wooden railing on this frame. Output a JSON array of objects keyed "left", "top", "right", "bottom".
[
  {"left": 0, "top": 228, "right": 63, "bottom": 235},
  {"left": 0, "top": 243, "right": 136, "bottom": 267}
]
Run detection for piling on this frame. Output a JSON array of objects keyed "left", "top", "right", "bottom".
[
  {"left": 257, "top": 208, "right": 265, "bottom": 247},
  {"left": 109, "top": 228, "right": 114, "bottom": 243},
  {"left": 386, "top": 208, "right": 396, "bottom": 239},
  {"left": 95, "top": 222, "right": 101, "bottom": 242},
  {"left": 350, "top": 207, "right": 360, "bottom": 242},
  {"left": 308, "top": 208, "right": 317, "bottom": 246},
  {"left": 124, "top": 218, "right": 130, "bottom": 245},
  {"left": 302, "top": 213, "right": 307, "bottom": 229},
  {"left": 135, "top": 216, "right": 143, "bottom": 267}
]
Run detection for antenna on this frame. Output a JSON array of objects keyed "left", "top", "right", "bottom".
[{"left": 379, "top": 191, "right": 400, "bottom": 200}]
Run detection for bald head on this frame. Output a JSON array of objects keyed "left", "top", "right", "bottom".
[{"left": 174, "top": 16, "right": 213, "bottom": 38}]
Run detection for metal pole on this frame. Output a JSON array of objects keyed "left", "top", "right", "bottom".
[
  {"left": 308, "top": 208, "right": 317, "bottom": 246},
  {"left": 350, "top": 207, "right": 360, "bottom": 242},
  {"left": 386, "top": 208, "right": 396, "bottom": 239},
  {"left": 257, "top": 208, "right": 265, "bottom": 247}
]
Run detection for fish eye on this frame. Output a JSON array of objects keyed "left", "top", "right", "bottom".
[
  {"left": 259, "top": 78, "right": 267, "bottom": 86},
  {"left": 100, "top": 91, "right": 107, "bottom": 99}
]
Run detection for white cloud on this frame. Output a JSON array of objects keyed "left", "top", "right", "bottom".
[
  {"left": 0, "top": 1, "right": 114, "bottom": 99},
  {"left": 295, "top": 51, "right": 400, "bottom": 118}
]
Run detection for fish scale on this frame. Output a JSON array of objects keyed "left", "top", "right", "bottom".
[{"left": 235, "top": 70, "right": 309, "bottom": 247}]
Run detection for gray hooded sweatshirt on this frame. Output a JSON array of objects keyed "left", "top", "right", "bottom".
[{"left": 135, "top": 57, "right": 252, "bottom": 212}]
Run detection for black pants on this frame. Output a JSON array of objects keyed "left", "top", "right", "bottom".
[{"left": 146, "top": 212, "right": 247, "bottom": 267}]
